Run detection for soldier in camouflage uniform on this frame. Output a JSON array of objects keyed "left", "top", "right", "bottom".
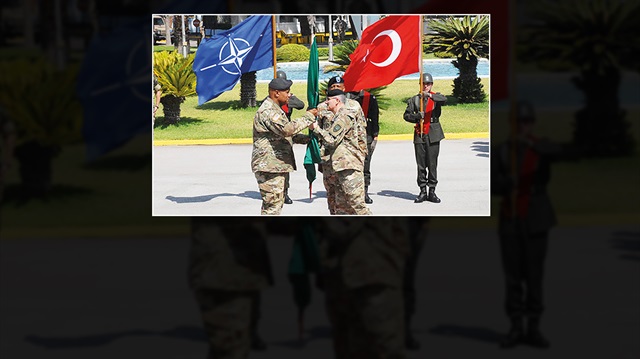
[
  {"left": 316, "top": 76, "right": 367, "bottom": 214},
  {"left": 313, "top": 87, "right": 369, "bottom": 215},
  {"left": 251, "top": 77, "right": 318, "bottom": 215},
  {"left": 188, "top": 217, "right": 274, "bottom": 359},
  {"left": 316, "top": 217, "right": 410, "bottom": 358},
  {"left": 325, "top": 76, "right": 379, "bottom": 204},
  {"left": 275, "top": 70, "right": 306, "bottom": 205}
]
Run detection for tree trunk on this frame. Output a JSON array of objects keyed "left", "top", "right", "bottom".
[
  {"left": 572, "top": 68, "right": 634, "bottom": 156},
  {"left": 161, "top": 95, "right": 184, "bottom": 124},
  {"left": 164, "top": 15, "right": 172, "bottom": 46},
  {"left": 173, "top": 16, "right": 190, "bottom": 55},
  {"left": 240, "top": 71, "right": 257, "bottom": 107},
  {"left": 452, "top": 56, "right": 485, "bottom": 103},
  {"left": 14, "top": 141, "right": 58, "bottom": 198}
]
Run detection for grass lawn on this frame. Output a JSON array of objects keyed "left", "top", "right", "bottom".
[{"left": 153, "top": 78, "right": 490, "bottom": 140}]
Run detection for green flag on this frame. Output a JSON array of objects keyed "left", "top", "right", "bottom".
[
  {"left": 306, "top": 37, "right": 319, "bottom": 108},
  {"left": 304, "top": 37, "right": 321, "bottom": 197},
  {"left": 287, "top": 219, "right": 320, "bottom": 340}
]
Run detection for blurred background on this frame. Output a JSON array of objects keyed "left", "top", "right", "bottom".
[{"left": 0, "top": 0, "right": 638, "bottom": 358}]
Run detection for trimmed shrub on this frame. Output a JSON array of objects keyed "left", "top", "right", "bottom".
[
  {"left": 277, "top": 44, "right": 310, "bottom": 62},
  {"left": 318, "top": 47, "right": 329, "bottom": 58}
]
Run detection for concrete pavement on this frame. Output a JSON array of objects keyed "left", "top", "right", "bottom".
[
  {"left": 152, "top": 137, "right": 491, "bottom": 216},
  {"left": 1, "top": 225, "right": 638, "bottom": 359}
]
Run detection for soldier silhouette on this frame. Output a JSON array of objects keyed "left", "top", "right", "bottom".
[
  {"left": 492, "top": 101, "right": 580, "bottom": 349},
  {"left": 188, "top": 217, "right": 274, "bottom": 357},
  {"left": 315, "top": 217, "right": 410, "bottom": 358}
]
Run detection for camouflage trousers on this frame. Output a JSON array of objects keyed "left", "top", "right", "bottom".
[
  {"left": 255, "top": 171, "right": 286, "bottom": 215},
  {"left": 193, "top": 289, "right": 259, "bottom": 359},
  {"left": 322, "top": 162, "right": 338, "bottom": 214},
  {"left": 324, "top": 271, "right": 405, "bottom": 359},
  {"left": 335, "top": 169, "right": 371, "bottom": 215}
]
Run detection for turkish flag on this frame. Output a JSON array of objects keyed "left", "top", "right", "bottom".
[{"left": 343, "top": 16, "right": 421, "bottom": 92}]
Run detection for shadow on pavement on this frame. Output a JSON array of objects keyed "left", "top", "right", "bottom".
[
  {"left": 166, "top": 191, "right": 261, "bottom": 203},
  {"left": 428, "top": 324, "right": 503, "bottom": 345},
  {"left": 471, "top": 141, "right": 489, "bottom": 158},
  {"left": 297, "top": 191, "right": 328, "bottom": 203},
  {"left": 270, "top": 325, "right": 333, "bottom": 349},
  {"left": 610, "top": 231, "right": 640, "bottom": 261},
  {"left": 377, "top": 189, "right": 416, "bottom": 201},
  {"left": 24, "top": 326, "right": 206, "bottom": 349}
]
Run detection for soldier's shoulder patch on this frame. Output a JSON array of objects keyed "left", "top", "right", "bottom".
[{"left": 332, "top": 124, "right": 342, "bottom": 132}]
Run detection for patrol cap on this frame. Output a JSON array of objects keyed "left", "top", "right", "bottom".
[
  {"left": 327, "top": 75, "right": 344, "bottom": 87},
  {"left": 276, "top": 70, "right": 287, "bottom": 80},
  {"left": 422, "top": 73, "right": 434, "bottom": 83},
  {"left": 327, "top": 89, "right": 345, "bottom": 98},
  {"left": 269, "top": 77, "right": 292, "bottom": 90}
]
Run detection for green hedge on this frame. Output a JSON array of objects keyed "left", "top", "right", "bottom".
[
  {"left": 318, "top": 47, "right": 329, "bottom": 58},
  {"left": 277, "top": 44, "right": 310, "bottom": 62},
  {"left": 422, "top": 44, "right": 453, "bottom": 58}
]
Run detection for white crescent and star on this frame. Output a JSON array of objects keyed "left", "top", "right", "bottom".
[{"left": 370, "top": 30, "right": 402, "bottom": 67}]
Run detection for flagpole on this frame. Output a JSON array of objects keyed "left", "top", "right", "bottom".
[
  {"left": 507, "top": 3, "right": 518, "bottom": 217},
  {"left": 272, "top": 15, "right": 277, "bottom": 78},
  {"left": 419, "top": 15, "right": 424, "bottom": 135}
]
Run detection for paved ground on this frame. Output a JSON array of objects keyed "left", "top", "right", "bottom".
[
  {"left": 1, "top": 225, "right": 638, "bottom": 359},
  {"left": 152, "top": 138, "right": 490, "bottom": 216}
]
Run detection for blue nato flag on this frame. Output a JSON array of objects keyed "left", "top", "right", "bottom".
[{"left": 193, "top": 16, "right": 274, "bottom": 106}]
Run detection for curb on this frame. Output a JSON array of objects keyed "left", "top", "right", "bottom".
[{"left": 153, "top": 132, "right": 489, "bottom": 146}]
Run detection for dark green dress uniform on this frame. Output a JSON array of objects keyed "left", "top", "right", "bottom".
[
  {"left": 403, "top": 217, "right": 430, "bottom": 350},
  {"left": 491, "top": 108, "right": 573, "bottom": 348},
  {"left": 403, "top": 91, "right": 446, "bottom": 202}
]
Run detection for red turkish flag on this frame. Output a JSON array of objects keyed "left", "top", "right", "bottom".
[{"left": 343, "top": 16, "right": 421, "bottom": 92}]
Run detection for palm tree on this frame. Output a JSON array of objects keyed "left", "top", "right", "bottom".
[
  {"left": 153, "top": 51, "right": 197, "bottom": 124},
  {"left": 520, "top": 0, "right": 639, "bottom": 156},
  {"left": 322, "top": 40, "right": 359, "bottom": 73},
  {"left": 322, "top": 40, "right": 389, "bottom": 110},
  {"left": 172, "top": 16, "right": 190, "bottom": 55},
  {"left": 424, "top": 15, "right": 489, "bottom": 103},
  {"left": 0, "top": 58, "right": 82, "bottom": 196},
  {"left": 240, "top": 71, "right": 257, "bottom": 107}
]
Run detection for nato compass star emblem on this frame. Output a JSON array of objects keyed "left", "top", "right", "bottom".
[{"left": 200, "top": 35, "right": 260, "bottom": 74}]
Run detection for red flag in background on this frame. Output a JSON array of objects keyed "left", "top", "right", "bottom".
[
  {"left": 412, "top": 0, "right": 510, "bottom": 100},
  {"left": 343, "top": 16, "right": 421, "bottom": 92}
]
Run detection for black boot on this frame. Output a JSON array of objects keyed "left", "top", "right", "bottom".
[
  {"left": 405, "top": 318, "right": 420, "bottom": 350},
  {"left": 365, "top": 186, "right": 373, "bottom": 204},
  {"left": 414, "top": 187, "right": 428, "bottom": 203},
  {"left": 525, "top": 317, "right": 550, "bottom": 348},
  {"left": 284, "top": 190, "right": 293, "bottom": 204},
  {"left": 405, "top": 332, "right": 421, "bottom": 350},
  {"left": 251, "top": 332, "right": 267, "bottom": 351},
  {"left": 426, "top": 187, "right": 441, "bottom": 203},
  {"left": 500, "top": 317, "right": 524, "bottom": 348}
]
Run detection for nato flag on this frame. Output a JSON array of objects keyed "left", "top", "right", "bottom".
[{"left": 194, "top": 16, "right": 273, "bottom": 105}]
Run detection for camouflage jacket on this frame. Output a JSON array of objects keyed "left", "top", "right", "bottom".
[
  {"left": 316, "top": 218, "right": 409, "bottom": 289},
  {"left": 313, "top": 103, "right": 367, "bottom": 172},
  {"left": 251, "top": 97, "right": 315, "bottom": 173},
  {"left": 188, "top": 218, "right": 274, "bottom": 291}
]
